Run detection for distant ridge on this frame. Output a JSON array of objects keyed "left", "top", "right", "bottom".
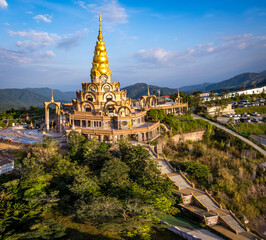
[
  {"left": 179, "top": 71, "right": 266, "bottom": 92},
  {"left": 122, "top": 83, "right": 177, "bottom": 99},
  {"left": 0, "top": 70, "right": 265, "bottom": 112},
  {"left": 0, "top": 88, "right": 75, "bottom": 112}
]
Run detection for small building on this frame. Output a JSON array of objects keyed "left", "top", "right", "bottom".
[
  {"left": 204, "top": 103, "right": 234, "bottom": 116},
  {"left": 0, "top": 154, "right": 16, "bottom": 175}
]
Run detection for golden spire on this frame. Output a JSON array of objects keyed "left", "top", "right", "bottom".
[
  {"left": 51, "top": 90, "right": 54, "bottom": 102},
  {"left": 178, "top": 88, "right": 180, "bottom": 98},
  {"left": 147, "top": 85, "right": 150, "bottom": 96},
  {"left": 98, "top": 11, "right": 103, "bottom": 41},
  {"left": 91, "top": 12, "right": 111, "bottom": 79}
]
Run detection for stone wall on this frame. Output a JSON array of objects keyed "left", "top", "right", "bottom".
[{"left": 171, "top": 130, "right": 205, "bottom": 143}]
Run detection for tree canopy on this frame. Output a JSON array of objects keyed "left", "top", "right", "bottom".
[{"left": 0, "top": 133, "right": 177, "bottom": 239}]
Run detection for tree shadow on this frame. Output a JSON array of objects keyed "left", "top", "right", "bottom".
[{"left": 61, "top": 227, "right": 122, "bottom": 240}]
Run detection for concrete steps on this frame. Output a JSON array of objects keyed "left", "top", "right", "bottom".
[
  {"left": 168, "top": 174, "right": 192, "bottom": 190},
  {"left": 149, "top": 153, "right": 257, "bottom": 239},
  {"left": 221, "top": 214, "right": 245, "bottom": 234},
  {"left": 156, "top": 159, "right": 173, "bottom": 174},
  {"left": 196, "top": 194, "right": 219, "bottom": 211}
]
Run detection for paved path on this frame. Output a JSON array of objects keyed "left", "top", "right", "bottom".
[
  {"left": 192, "top": 114, "right": 266, "bottom": 157},
  {"left": 145, "top": 146, "right": 257, "bottom": 239},
  {"left": 0, "top": 126, "right": 67, "bottom": 145}
]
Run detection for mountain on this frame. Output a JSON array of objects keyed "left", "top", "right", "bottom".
[
  {"left": 204, "top": 72, "right": 266, "bottom": 92},
  {"left": 0, "top": 70, "right": 265, "bottom": 112},
  {"left": 122, "top": 83, "right": 177, "bottom": 99},
  {"left": 25, "top": 88, "right": 76, "bottom": 102},
  {"left": 179, "top": 71, "right": 266, "bottom": 93},
  {"left": 179, "top": 82, "right": 211, "bottom": 92},
  {"left": 0, "top": 89, "right": 49, "bottom": 112},
  {"left": 0, "top": 88, "right": 75, "bottom": 112}
]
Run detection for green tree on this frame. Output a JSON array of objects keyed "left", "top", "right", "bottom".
[
  {"left": 147, "top": 109, "right": 166, "bottom": 121},
  {"left": 183, "top": 161, "right": 210, "bottom": 186}
]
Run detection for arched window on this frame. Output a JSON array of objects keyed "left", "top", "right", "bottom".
[
  {"left": 104, "top": 85, "right": 110, "bottom": 92},
  {"left": 87, "top": 96, "right": 93, "bottom": 102},
  {"left": 106, "top": 95, "right": 113, "bottom": 101},
  {"left": 107, "top": 105, "right": 115, "bottom": 114},
  {"left": 86, "top": 106, "right": 92, "bottom": 112}
]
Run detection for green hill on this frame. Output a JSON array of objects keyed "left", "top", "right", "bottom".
[
  {"left": 123, "top": 83, "right": 177, "bottom": 99},
  {"left": 0, "top": 88, "right": 75, "bottom": 112},
  {"left": 204, "top": 72, "right": 266, "bottom": 91}
]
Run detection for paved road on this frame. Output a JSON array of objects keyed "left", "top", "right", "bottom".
[
  {"left": 192, "top": 114, "right": 266, "bottom": 157},
  {"left": 0, "top": 126, "right": 67, "bottom": 145}
]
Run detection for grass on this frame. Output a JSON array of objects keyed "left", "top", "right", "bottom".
[
  {"left": 234, "top": 105, "right": 266, "bottom": 114},
  {"left": 233, "top": 123, "right": 266, "bottom": 135},
  {"left": 56, "top": 215, "right": 185, "bottom": 240}
]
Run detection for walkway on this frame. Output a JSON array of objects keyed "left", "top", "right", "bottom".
[
  {"left": 192, "top": 114, "right": 266, "bottom": 157},
  {"left": 0, "top": 126, "right": 67, "bottom": 145},
  {"left": 145, "top": 147, "right": 258, "bottom": 240}
]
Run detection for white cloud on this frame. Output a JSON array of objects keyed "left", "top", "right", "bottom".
[
  {"left": 57, "top": 29, "right": 88, "bottom": 51},
  {"left": 9, "top": 30, "right": 60, "bottom": 49},
  {"left": 0, "top": 0, "right": 8, "bottom": 9},
  {"left": 4, "top": 22, "right": 10, "bottom": 26},
  {"left": 0, "top": 48, "right": 56, "bottom": 64},
  {"left": 5, "top": 28, "right": 88, "bottom": 64},
  {"left": 39, "top": 50, "right": 56, "bottom": 58},
  {"left": 0, "top": 48, "right": 31, "bottom": 63},
  {"left": 33, "top": 14, "right": 52, "bottom": 23},
  {"left": 75, "top": 0, "right": 128, "bottom": 27},
  {"left": 134, "top": 34, "right": 266, "bottom": 68},
  {"left": 9, "top": 29, "right": 88, "bottom": 51},
  {"left": 219, "top": 33, "right": 253, "bottom": 41}
]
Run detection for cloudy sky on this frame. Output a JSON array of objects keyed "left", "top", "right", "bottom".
[{"left": 0, "top": 0, "right": 266, "bottom": 91}]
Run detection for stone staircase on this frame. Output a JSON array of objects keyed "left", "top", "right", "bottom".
[
  {"left": 221, "top": 214, "right": 246, "bottom": 234},
  {"left": 196, "top": 194, "right": 219, "bottom": 211},
  {"left": 168, "top": 173, "right": 192, "bottom": 190},
  {"left": 157, "top": 159, "right": 174, "bottom": 174},
  {"left": 144, "top": 146, "right": 258, "bottom": 240}
]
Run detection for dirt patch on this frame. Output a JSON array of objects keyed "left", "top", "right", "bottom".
[{"left": 0, "top": 142, "right": 24, "bottom": 151}]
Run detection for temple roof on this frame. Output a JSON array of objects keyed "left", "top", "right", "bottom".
[{"left": 91, "top": 13, "right": 111, "bottom": 78}]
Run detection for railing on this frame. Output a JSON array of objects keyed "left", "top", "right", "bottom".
[
  {"left": 205, "top": 190, "right": 222, "bottom": 209},
  {"left": 74, "top": 121, "right": 160, "bottom": 135},
  {"left": 229, "top": 210, "right": 248, "bottom": 232},
  {"left": 179, "top": 170, "right": 194, "bottom": 188},
  {"left": 217, "top": 213, "right": 239, "bottom": 235},
  {"left": 191, "top": 193, "right": 209, "bottom": 212}
]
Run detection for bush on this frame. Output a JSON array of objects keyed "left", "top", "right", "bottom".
[{"left": 183, "top": 161, "right": 210, "bottom": 186}]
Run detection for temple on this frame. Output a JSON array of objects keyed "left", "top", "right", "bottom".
[{"left": 45, "top": 14, "right": 188, "bottom": 143}]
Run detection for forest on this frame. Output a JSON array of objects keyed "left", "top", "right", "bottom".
[{"left": 0, "top": 133, "right": 180, "bottom": 240}]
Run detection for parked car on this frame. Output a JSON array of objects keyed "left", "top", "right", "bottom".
[
  {"left": 260, "top": 102, "right": 264, "bottom": 106},
  {"left": 242, "top": 113, "right": 250, "bottom": 117},
  {"left": 251, "top": 112, "right": 260, "bottom": 116},
  {"left": 240, "top": 100, "right": 249, "bottom": 103},
  {"left": 251, "top": 118, "right": 259, "bottom": 123},
  {"left": 240, "top": 118, "right": 248, "bottom": 123}
]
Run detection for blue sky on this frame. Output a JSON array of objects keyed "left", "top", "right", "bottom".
[{"left": 0, "top": 0, "right": 266, "bottom": 91}]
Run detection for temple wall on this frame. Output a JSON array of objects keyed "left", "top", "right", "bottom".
[{"left": 171, "top": 130, "right": 205, "bottom": 143}]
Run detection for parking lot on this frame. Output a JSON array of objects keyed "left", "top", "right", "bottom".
[
  {"left": 218, "top": 112, "right": 265, "bottom": 124},
  {"left": 231, "top": 98, "right": 265, "bottom": 108}
]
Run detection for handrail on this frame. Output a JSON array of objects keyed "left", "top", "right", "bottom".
[
  {"left": 229, "top": 210, "right": 248, "bottom": 232},
  {"left": 205, "top": 190, "right": 222, "bottom": 209},
  {"left": 162, "top": 157, "right": 175, "bottom": 173},
  {"left": 192, "top": 193, "right": 209, "bottom": 212},
  {"left": 179, "top": 170, "right": 194, "bottom": 188},
  {"left": 217, "top": 213, "right": 239, "bottom": 235}
]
